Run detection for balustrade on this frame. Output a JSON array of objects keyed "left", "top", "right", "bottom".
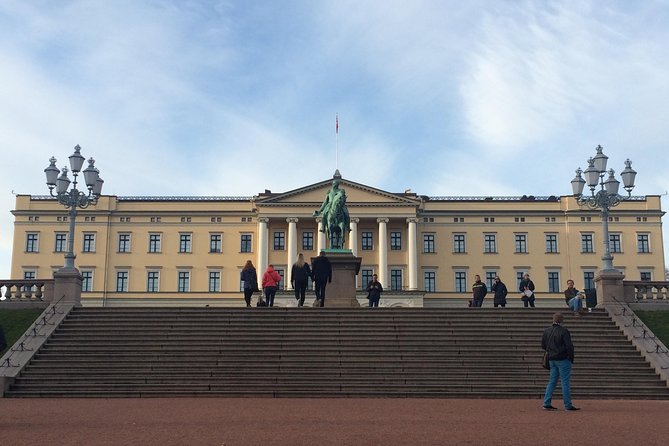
[
  {"left": 627, "top": 281, "right": 669, "bottom": 301},
  {"left": 0, "top": 279, "right": 54, "bottom": 302}
]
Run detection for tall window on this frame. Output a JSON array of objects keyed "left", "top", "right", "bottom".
[
  {"left": 149, "top": 233, "right": 161, "bottom": 253},
  {"left": 637, "top": 234, "right": 650, "bottom": 253},
  {"left": 581, "top": 233, "right": 594, "bottom": 253},
  {"left": 116, "top": 271, "right": 128, "bottom": 292},
  {"left": 640, "top": 271, "right": 652, "bottom": 281},
  {"left": 514, "top": 234, "right": 527, "bottom": 253},
  {"left": 545, "top": 234, "right": 558, "bottom": 253},
  {"left": 583, "top": 271, "right": 595, "bottom": 290},
  {"left": 82, "top": 233, "right": 96, "bottom": 252},
  {"left": 25, "top": 233, "right": 39, "bottom": 252},
  {"left": 548, "top": 271, "right": 560, "bottom": 293},
  {"left": 178, "top": 271, "right": 190, "bottom": 292},
  {"left": 516, "top": 271, "right": 525, "bottom": 289},
  {"left": 454, "top": 272, "right": 467, "bottom": 293},
  {"left": 453, "top": 234, "right": 466, "bottom": 253},
  {"left": 423, "top": 234, "right": 435, "bottom": 253},
  {"left": 390, "top": 231, "right": 402, "bottom": 251},
  {"left": 209, "top": 271, "right": 221, "bottom": 292},
  {"left": 424, "top": 271, "right": 436, "bottom": 293},
  {"left": 241, "top": 234, "right": 252, "bottom": 253},
  {"left": 118, "top": 233, "right": 131, "bottom": 253},
  {"left": 273, "top": 231, "right": 285, "bottom": 250},
  {"left": 609, "top": 234, "right": 622, "bottom": 253},
  {"left": 210, "top": 234, "right": 222, "bottom": 253},
  {"left": 361, "top": 231, "right": 373, "bottom": 250},
  {"left": 81, "top": 270, "right": 93, "bottom": 292},
  {"left": 275, "top": 269, "right": 285, "bottom": 289},
  {"left": 361, "top": 269, "right": 373, "bottom": 289},
  {"left": 302, "top": 231, "right": 314, "bottom": 251},
  {"left": 179, "top": 233, "right": 192, "bottom": 253},
  {"left": 390, "top": 269, "right": 403, "bottom": 291},
  {"left": 55, "top": 233, "right": 67, "bottom": 253},
  {"left": 485, "top": 271, "right": 496, "bottom": 290},
  {"left": 484, "top": 234, "right": 496, "bottom": 253},
  {"left": 147, "top": 271, "right": 159, "bottom": 292}
]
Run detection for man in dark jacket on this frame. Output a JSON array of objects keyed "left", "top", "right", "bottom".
[
  {"left": 542, "top": 312, "right": 580, "bottom": 411},
  {"left": 491, "top": 276, "right": 508, "bottom": 308},
  {"left": 471, "top": 274, "right": 487, "bottom": 307},
  {"left": 563, "top": 279, "right": 579, "bottom": 306},
  {"left": 519, "top": 273, "right": 536, "bottom": 308},
  {"left": 366, "top": 274, "right": 383, "bottom": 308},
  {"left": 311, "top": 251, "right": 332, "bottom": 307}
]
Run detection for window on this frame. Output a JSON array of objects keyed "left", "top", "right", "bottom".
[
  {"left": 302, "top": 231, "right": 314, "bottom": 251},
  {"left": 210, "top": 217, "right": 222, "bottom": 223},
  {"left": 545, "top": 234, "right": 558, "bottom": 253},
  {"left": 390, "top": 269, "right": 403, "bottom": 291},
  {"left": 583, "top": 271, "right": 595, "bottom": 291},
  {"left": 637, "top": 234, "right": 650, "bottom": 253},
  {"left": 581, "top": 234, "right": 594, "bottom": 253},
  {"left": 82, "top": 233, "right": 96, "bottom": 252},
  {"left": 149, "top": 233, "right": 162, "bottom": 253},
  {"left": 453, "top": 217, "right": 464, "bottom": 223},
  {"left": 545, "top": 217, "right": 556, "bottom": 223},
  {"left": 150, "top": 216, "right": 161, "bottom": 223},
  {"left": 640, "top": 272, "right": 652, "bottom": 281},
  {"left": 514, "top": 217, "right": 525, "bottom": 223},
  {"left": 484, "top": 217, "right": 495, "bottom": 223},
  {"left": 210, "top": 233, "right": 222, "bottom": 253},
  {"left": 178, "top": 271, "right": 190, "bottom": 292},
  {"left": 25, "top": 233, "right": 39, "bottom": 252},
  {"left": 580, "top": 216, "right": 592, "bottom": 222},
  {"left": 636, "top": 216, "right": 648, "bottom": 222},
  {"left": 81, "top": 270, "right": 93, "bottom": 292},
  {"left": 609, "top": 234, "right": 622, "bottom": 253},
  {"left": 485, "top": 271, "right": 497, "bottom": 290},
  {"left": 424, "top": 271, "right": 436, "bottom": 293},
  {"left": 454, "top": 272, "right": 467, "bottom": 293},
  {"left": 390, "top": 231, "right": 402, "bottom": 251},
  {"left": 23, "top": 270, "right": 36, "bottom": 280},
  {"left": 241, "top": 234, "right": 252, "bottom": 253},
  {"left": 180, "top": 216, "right": 191, "bottom": 223},
  {"left": 55, "top": 233, "right": 67, "bottom": 252},
  {"left": 179, "top": 233, "right": 192, "bottom": 253},
  {"left": 118, "top": 233, "right": 131, "bottom": 253},
  {"left": 516, "top": 271, "right": 526, "bottom": 289},
  {"left": 361, "top": 231, "right": 373, "bottom": 250},
  {"left": 453, "top": 234, "right": 466, "bottom": 253},
  {"left": 548, "top": 271, "right": 560, "bottom": 293},
  {"left": 147, "top": 271, "right": 159, "bottom": 292},
  {"left": 514, "top": 234, "right": 527, "bottom": 253},
  {"left": 116, "top": 271, "right": 128, "bottom": 292},
  {"left": 608, "top": 216, "right": 620, "bottom": 222},
  {"left": 273, "top": 269, "right": 285, "bottom": 289},
  {"left": 209, "top": 271, "right": 221, "bottom": 292},
  {"left": 484, "top": 234, "right": 496, "bottom": 253},
  {"left": 423, "top": 234, "right": 435, "bottom": 253},
  {"left": 273, "top": 231, "right": 285, "bottom": 250},
  {"left": 361, "top": 269, "right": 373, "bottom": 289}
]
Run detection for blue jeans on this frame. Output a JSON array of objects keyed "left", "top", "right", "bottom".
[
  {"left": 569, "top": 297, "right": 583, "bottom": 312},
  {"left": 543, "top": 359, "right": 574, "bottom": 409}
]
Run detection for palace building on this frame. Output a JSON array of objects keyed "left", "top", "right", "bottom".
[{"left": 10, "top": 174, "right": 666, "bottom": 306}]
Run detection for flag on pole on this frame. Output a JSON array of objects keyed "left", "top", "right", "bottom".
[{"left": 336, "top": 114, "right": 339, "bottom": 134}]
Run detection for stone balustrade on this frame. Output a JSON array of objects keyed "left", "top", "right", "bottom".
[
  {"left": 625, "top": 281, "right": 669, "bottom": 301},
  {"left": 0, "top": 279, "right": 54, "bottom": 303}
]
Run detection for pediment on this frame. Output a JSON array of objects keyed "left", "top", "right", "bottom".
[{"left": 256, "top": 178, "right": 420, "bottom": 208}]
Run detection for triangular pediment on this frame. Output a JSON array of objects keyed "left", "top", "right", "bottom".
[{"left": 256, "top": 178, "right": 420, "bottom": 208}]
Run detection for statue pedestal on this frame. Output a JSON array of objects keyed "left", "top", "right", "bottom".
[{"left": 312, "top": 250, "right": 361, "bottom": 307}]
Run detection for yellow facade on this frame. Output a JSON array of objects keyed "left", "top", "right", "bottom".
[{"left": 10, "top": 177, "right": 666, "bottom": 305}]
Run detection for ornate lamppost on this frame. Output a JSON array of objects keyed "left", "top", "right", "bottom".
[
  {"left": 44, "top": 145, "right": 103, "bottom": 272},
  {"left": 570, "top": 145, "right": 637, "bottom": 272}
]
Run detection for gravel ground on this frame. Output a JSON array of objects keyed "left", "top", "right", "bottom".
[{"left": 2, "top": 398, "right": 668, "bottom": 445}]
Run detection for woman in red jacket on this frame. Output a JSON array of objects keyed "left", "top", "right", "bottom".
[{"left": 261, "top": 264, "right": 282, "bottom": 307}]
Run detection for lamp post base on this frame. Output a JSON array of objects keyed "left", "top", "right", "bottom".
[{"left": 595, "top": 269, "right": 625, "bottom": 306}]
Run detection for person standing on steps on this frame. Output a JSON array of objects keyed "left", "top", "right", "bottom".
[
  {"left": 491, "top": 276, "right": 508, "bottom": 308},
  {"left": 311, "top": 251, "right": 332, "bottom": 307},
  {"left": 291, "top": 253, "right": 312, "bottom": 307},
  {"left": 240, "top": 260, "right": 258, "bottom": 307},
  {"left": 519, "top": 273, "right": 536, "bottom": 308},
  {"left": 471, "top": 274, "right": 487, "bottom": 307},
  {"left": 542, "top": 312, "right": 580, "bottom": 411},
  {"left": 261, "top": 264, "right": 282, "bottom": 307},
  {"left": 366, "top": 273, "right": 383, "bottom": 308}
]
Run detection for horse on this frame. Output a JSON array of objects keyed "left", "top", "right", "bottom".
[{"left": 323, "top": 191, "right": 350, "bottom": 249}]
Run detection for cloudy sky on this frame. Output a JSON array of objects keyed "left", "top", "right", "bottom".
[{"left": 1, "top": 0, "right": 668, "bottom": 280}]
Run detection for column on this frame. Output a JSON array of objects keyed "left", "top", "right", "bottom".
[
  {"left": 257, "top": 217, "right": 269, "bottom": 283},
  {"left": 377, "top": 218, "right": 389, "bottom": 288},
  {"left": 316, "top": 217, "right": 326, "bottom": 252},
  {"left": 349, "top": 217, "right": 359, "bottom": 256},
  {"left": 286, "top": 217, "right": 298, "bottom": 290},
  {"left": 407, "top": 217, "right": 418, "bottom": 290}
]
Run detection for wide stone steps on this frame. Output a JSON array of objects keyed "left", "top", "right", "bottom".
[{"left": 6, "top": 307, "right": 669, "bottom": 398}]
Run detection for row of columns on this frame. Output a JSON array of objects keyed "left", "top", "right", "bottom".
[{"left": 257, "top": 217, "right": 418, "bottom": 291}]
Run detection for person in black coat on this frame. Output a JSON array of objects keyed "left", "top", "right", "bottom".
[
  {"left": 491, "top": 276, "right": 508, "bottom": 308},
  {"left": 311, "top": 251, "right": 332, "bottom": 307},
  {"left": 471, "top": 274, "right": 487, "bottom": 307},
  {"left": 240, "top": 260, "right": 258, "bottom": 307},
  {"left": 542, "top": 312, "right": 579, "bottom": 411},
  {"left": 291, "top": 253, "right": 312, "bottom": 307},
  {"left": 519, "top": 273, "right": 536, "bottom": 308},
  {"left": 366, "top": 274, "right": 383, "bottom": 308}
]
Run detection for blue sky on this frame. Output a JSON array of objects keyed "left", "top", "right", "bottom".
[{"left": 1, "top": 0, "right": 668, "bottom": 280}]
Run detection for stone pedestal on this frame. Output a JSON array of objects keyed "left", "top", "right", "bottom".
[
  {"left": 595, "top": 269, "right": 625, "bottom": 306},
  {"left": 312, "top": 250, "right": 361, "bottom": 307},
  {"left": 53, "top": 267, "right": 83, "bottom": 306}
]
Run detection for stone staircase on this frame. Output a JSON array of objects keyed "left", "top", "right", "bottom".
[{"left": 5, "top": 307, "right": 669, "bottom": 398}]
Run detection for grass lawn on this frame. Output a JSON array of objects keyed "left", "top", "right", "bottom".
[
  {"left": 634, "top": 310, "right": 669, "bottom": 347},
  {"left": 0, "top": 308, "right": 45, "bottom": 356}
]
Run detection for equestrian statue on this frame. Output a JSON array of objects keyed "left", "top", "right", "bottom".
[{"left": 313, "top": 175, "right": 350, "bottom": 250}]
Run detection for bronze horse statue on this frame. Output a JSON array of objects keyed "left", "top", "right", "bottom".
[{"left": 314, "top": 178, "right": 350, "bottom": 249}]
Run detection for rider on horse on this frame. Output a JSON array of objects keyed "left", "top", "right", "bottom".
[{"left": 314, "top": 178, "right": 350, "bottom": 249}]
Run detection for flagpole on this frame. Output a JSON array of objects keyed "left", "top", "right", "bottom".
[{"left": 335, "top": 113, "right": 339, "bottom": 170}]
